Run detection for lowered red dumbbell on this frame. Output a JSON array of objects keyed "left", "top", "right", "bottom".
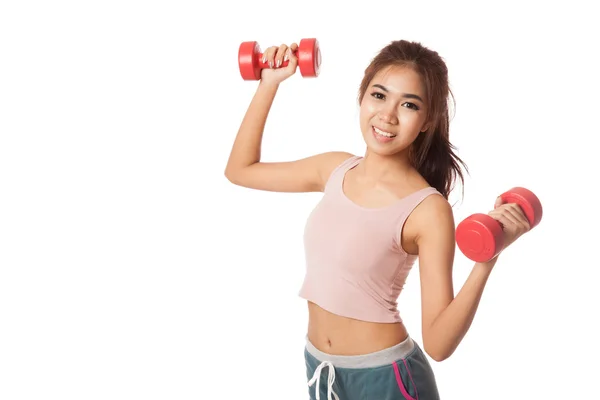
[
  {"left": 238, "top": 38, "right": 321, "bottom": 80},
  {"left": 456, "top": 187, "right": 543, "bottom": 263}
]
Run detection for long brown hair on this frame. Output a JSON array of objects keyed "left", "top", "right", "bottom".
[{"left": 358, "top": 40, "right": 468, "bottom": 200}]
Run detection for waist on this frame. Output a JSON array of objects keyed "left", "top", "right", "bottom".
[
  {"left": 307, "top": 301, "right": 408, "bottom": 356},
  {"left": 305, "top": 334, "right": 415, "bottom": 368}
]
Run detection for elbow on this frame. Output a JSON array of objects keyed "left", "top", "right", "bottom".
[
  {"left": 224, "top": 162, "right": 253, "bottom": 185},
  {"left": 224, "top": 166, "right": 241, "bottom": 185},
  {"left": 426, "top": 349, "right": 450, "bottom": 363},
  {"left": 224, "top": 168, "right": 234, "bottom": 183},
  {"left": 423, "top": 340, "right": 453, "bottom": 363}
]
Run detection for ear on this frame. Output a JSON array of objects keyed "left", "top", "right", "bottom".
[{"left": 420, "top": 123, "right": 430, "bottom": 133}]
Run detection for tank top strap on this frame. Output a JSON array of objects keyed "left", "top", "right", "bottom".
[
  {"left": 406, "top": 186, "right": 442, "bottom": 206},
  {"left": 394, "top": 186, "right": 443, "bottom": 216},
  {"left": 324, "top": 155, "right": 362, "bottom": 193},
  {"left": 391, "top": 186, "right": 444, "bottom": 245}
]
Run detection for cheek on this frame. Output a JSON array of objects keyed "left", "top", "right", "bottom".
[
  {"left": 359, "top": 102, "right": 376, "bottom": 122},
  {"left": 363, "top": 102, "right": 377, "bottom": 114},
  {"left": 399, "top": 111, "right": 424, "bottom": 128},
  {"left": 358, "top": 106, "right": 367, "bottom": 123}
]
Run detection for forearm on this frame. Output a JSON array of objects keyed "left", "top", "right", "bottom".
[
  {"left": 225, "top": 81, "right": 279, "bottom": 174},
  {"left": 426, "top": 257, "right": 498, "bottom": 361}
]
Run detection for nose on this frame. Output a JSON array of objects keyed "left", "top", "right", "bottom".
[{"left": 378, "top": 108, "right": 398, "bottom": 125}]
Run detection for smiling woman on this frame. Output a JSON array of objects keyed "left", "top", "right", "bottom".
[{"left": 224, "top": 39, "right": 532, "bottom": 400}]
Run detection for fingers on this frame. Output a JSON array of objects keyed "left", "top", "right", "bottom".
[
  {"left": 262, "top": 45, "right": 279, "bottom": 68},
  {"left": 492, "top": 195, "right": 531, "bottom": 230},
  {"left": 272, "top": 44, "right": 287, "bottom": 68},
  {"left": 262, "top": 43, "right": 298, "bottom": 69},
  {"left": 486, "top": 197, "right": 533, "bottom": 251},
  {"left": 488, "top": 203, "right": 531, "bottom": 233},
  {"left": 285, "top": 42, "right": 298, "bottom": 70},
  {"left": 489, "top": 211, "right": 511, "bottom": 230},
  {"left": 503, "top": 203, "right": 531, "bottom": 230},
  {"left": 490, "top": 207, "right": 519, "bottom": 227}
]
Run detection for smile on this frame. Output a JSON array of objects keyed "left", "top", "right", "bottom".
[{"left": 373, "top": 126, "right": 396, "bottom": 138}]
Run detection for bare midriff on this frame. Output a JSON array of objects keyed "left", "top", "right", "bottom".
[{"left": 306, "top": 301, "right": 409, "bottom": 356}]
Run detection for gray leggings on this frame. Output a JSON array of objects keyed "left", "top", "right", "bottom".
[{"left": 304, "top": 336, "right": 440, "bottom": 400}]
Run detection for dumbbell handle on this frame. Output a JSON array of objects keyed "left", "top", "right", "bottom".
[{"left": 256, "top": 49, "right": 299, "bottom": 69}]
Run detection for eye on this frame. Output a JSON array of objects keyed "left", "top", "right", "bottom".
[
  {"left": 370, "top": 91, "right": 385, "bottom": 100},
  {"left": 403, "top": 102, "right": 420, "bottom": 111}
]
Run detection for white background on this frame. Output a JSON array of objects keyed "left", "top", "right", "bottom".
[{"left": 1, "top": 1, "right": 599, "bottom": 399}]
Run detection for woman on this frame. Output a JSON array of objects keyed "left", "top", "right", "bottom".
[{"left": 225, "top": 39, "right": 531, "bottom": 400}]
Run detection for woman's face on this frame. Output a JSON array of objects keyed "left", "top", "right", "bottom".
[{"left": 359, "top": 65, "right": 429, "bottom": 157}]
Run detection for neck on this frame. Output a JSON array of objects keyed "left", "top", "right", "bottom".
[{"left": 358, "top": 149, "right": 414, "bottom": 181}]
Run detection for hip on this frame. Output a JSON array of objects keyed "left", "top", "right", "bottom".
[{"left": 304, "top": 335, "right": 440, "bottom": 400}]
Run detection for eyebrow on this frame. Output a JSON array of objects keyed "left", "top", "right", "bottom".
[{"left": 372, "top": 84, "right": 424, "bottom": 103}]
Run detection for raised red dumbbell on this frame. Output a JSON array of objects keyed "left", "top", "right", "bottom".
[
  {"left": 238, "top": 38, "right": 321, "bottom": 81},
  {"left": 455, "top": 187, "right": 543, "bottom": 263}
]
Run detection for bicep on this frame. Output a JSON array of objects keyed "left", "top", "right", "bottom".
[
  {"left": 415, "top": 195, "right": 456, "bottom": 332},
  {"left": 225, "top": 151, "right": 354, "bottom": 193}
]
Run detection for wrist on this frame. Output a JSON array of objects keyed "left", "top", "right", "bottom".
[
  {"left": 477, "top": 254, "right": 499, "bottom": 270},
  {"left": 258, "top": 79, "right": 280, "bottom": 91}
]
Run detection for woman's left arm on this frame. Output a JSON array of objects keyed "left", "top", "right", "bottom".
[{"left": 414, "top": 195, "right": 530, "bottom": 362}]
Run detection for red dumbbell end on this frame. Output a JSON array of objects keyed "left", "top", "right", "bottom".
[
  {"left": 238, "top": 41, "right": 262, "bottom": 80},
  {"left": 456, "top": 213, "right": 504, "bottom": 263},
  {"left": 297, "top": 38, "right": 321, "bottom": 78}
]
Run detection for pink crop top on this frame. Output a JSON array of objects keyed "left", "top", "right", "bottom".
[{"left": 298, "top": 155, "right": 442, "bottom": 323}]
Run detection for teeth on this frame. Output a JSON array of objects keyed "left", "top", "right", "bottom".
[{"left": 374, "top": 126, "right": 396, "bottom": 138}]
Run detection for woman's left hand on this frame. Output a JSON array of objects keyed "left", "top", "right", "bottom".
[{"left": 487, "top": 196, "right": 531, "bottom": 250}]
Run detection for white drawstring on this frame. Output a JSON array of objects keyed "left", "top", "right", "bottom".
[{"left": 307, "top": 360, "right": 340, "bottom": 400}]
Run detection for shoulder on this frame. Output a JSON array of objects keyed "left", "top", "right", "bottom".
[
  {"left": 401, "top": 189, "right": 453, "bottom": 254},
  {"left": 411, "top": 192, "right": 455, "bottom": 245},
  {"left": 414, "top": 191, "right": 453, "bottom": 219},
  {"left": 315, "top": 151, "right": 357, "bottom": 188},
  {"left": 319, "top": 151, "right": 357, "bottom": 169}
]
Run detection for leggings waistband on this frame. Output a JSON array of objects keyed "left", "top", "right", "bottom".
[{"left": 305, "top": 335, "right": 415, "bottom": 369}]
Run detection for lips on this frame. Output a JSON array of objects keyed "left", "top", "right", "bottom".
[
  {"left": 372, "top": 126, "right": 397, "bottom": 144},
  {"left": 373, "top": 126, "right": 396, "bottom": 138}
]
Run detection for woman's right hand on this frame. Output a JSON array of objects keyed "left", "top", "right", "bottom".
[{"left": 260, "top": 43, "right": 299, "bottom": 85}]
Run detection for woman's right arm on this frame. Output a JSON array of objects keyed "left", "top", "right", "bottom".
[{"left": 224, "top": 43, "right": 353, "bottom": 193}]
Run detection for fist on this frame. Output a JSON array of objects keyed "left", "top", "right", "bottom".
[
  {"left": 488, "top": 196, "right": 531, "bottom": 250},
  {"left": 260, "top": 42, "right": 299, "bottom": 84}
]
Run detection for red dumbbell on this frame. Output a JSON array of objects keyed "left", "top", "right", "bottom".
[
  {"left": 455, "top": 187, "right": 543, "bottom": 263},
  {"left": 238, "top": 38, "right": 321, "bottom": 81}
]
